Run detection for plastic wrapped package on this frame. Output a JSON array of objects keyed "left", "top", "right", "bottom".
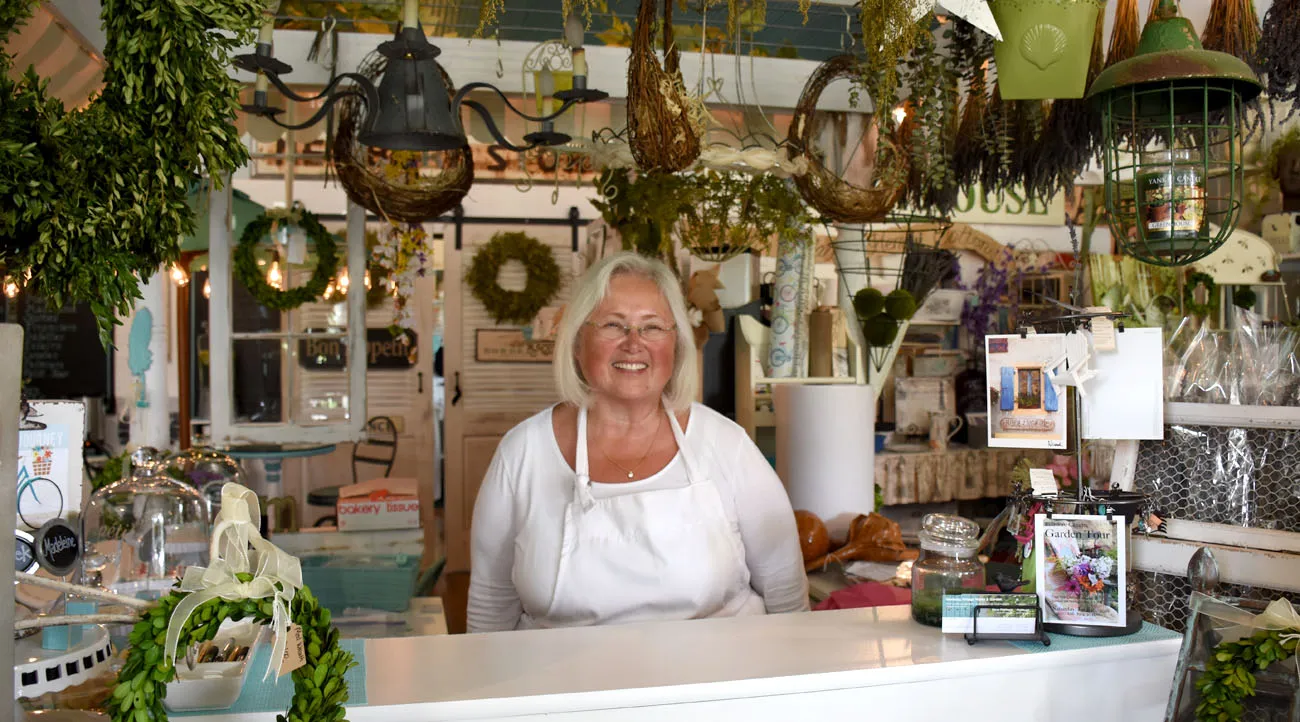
[
  {"left": 1166, "top": 309, "right": 1300, "bottom": 405},
  {"left": 1136, "top": 423, "right": 1300, "bottom": 531}
]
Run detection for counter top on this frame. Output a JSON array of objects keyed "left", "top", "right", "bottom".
[{"left": 188, "top": 605, "right": 1182, "bottom": 721}]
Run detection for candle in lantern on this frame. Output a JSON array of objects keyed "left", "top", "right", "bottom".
[{"left": 539, "top": 69, "right": 555, "bottom": 117}]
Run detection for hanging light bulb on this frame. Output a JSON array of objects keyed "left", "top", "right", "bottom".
[
  {"left": 891, "top": 105, "right": 907, "bottom": 126},
  {"left": 337, "top": 267, "right": 351, "bottom": 293},
  {"left": 364, "top": 270, "right": 372, "bottom": 291},
  {"left": 3, "top": 278, "right": 18, "bottom": 298},
  {"left": 202, "top": 279, "right": 211, "bottom": 300},
  {"left": 171, "top": 262, "right": 190, "bottom": 287},
  {"left": 266, "top": 259, "right": 284, "bottom": 290},
  {"left": 324, "top": 279, "right": 336, "bottom": 300}
]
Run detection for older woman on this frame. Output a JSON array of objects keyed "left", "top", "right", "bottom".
[{"left": 468, "top": 252, "right": 808, "bottom": 632}]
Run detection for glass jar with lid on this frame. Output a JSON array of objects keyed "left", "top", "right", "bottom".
[
  {"left": 911, "top": 513, "right": 985, "bottom": 627},
  {"left": 81, "top": 448, "right": 210, "bottom": 600},
  {"left": 164, "top": 446, "right": 246, "bottom": 513}
]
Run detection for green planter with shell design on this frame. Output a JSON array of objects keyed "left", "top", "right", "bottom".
[{"left": 989, "top": 0, "right": 1106, "bottom": 99}]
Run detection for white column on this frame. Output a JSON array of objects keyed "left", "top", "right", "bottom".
[
  {"left": 346, "top": 201, "right": 367, "bottom": 437},
  {"left": 129, "top": 271, "right": 171, "bottom": 449},
  {"left": 208, "top": 179, "right": 234, "bottom": 443}
]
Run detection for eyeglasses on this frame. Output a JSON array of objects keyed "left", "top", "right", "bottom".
[{"left": 586, "top": 321, "right": 677, "bottom": 343}]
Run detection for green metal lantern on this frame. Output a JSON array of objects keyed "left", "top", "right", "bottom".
[{"left": 1086, "top": 0, "right": 1262, "bottom": 266}]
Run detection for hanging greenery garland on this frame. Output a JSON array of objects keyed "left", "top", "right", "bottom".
[
  {"left": 1184, "top": 271, "right": 1219, "bottom": 318},
  {"left": 0, "top": 0, "right": 264, "bottom": 344},
  {"left": 466, "top": 233, "right": 562, "bottom": 325},
  {"left": 234, "top": 210, "right": 340, "bottom": 311}
]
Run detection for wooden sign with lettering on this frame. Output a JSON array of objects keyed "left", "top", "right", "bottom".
[
  {"left": 299, "top": 329, "right": 417, "bottom": 370},
  {"left": 476, "top": 329, "right": 555, "bottom": 363}
]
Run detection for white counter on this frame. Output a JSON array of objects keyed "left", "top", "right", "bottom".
[{"left": 190, "top": 606, "right": 1181, "bottom": 721}]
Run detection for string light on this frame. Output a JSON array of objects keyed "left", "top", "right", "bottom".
[
  {"left": 266, "top": 259, "right": 284, "bottom": 290},
  {"left": 171, "top": 262, "right": 190, "bottom": 287},
  {"left": 202, "top": 279, "right": 211, "bottom": 299},
  {"left": 364, "top": 270, "right": 372, "bottom": 291},
  {"left": 337, "top": 268, "right": 351, "bottom": 293},
  {"left": 891, "top": 105, "right": 907, "bottom": 125},
  {"left": 3, "top": 278, "right": 18, "bottom": 298}
]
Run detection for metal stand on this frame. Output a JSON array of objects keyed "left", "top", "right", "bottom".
[{"left": 965, "top": 604, "right": 1051, "bottom": 646}]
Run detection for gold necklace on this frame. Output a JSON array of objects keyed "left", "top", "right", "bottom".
[{"left": 599, "top": 412, "right": 664, "bottom": 479}]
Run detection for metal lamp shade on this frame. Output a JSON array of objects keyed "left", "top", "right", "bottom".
[
  {"left": 357, "top": 28, "right": 467, "bottom": 151},
  {"left": 1086, "top": 0, "right": 1262, "bottom": 267}
]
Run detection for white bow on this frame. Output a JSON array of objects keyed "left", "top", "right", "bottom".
[{"left": 164, "top": 483, "right": 303, "bottom": 681}]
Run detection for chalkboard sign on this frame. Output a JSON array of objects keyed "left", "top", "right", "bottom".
[{"left": 7, "top": 294, "right": 112, "bottom": 400}]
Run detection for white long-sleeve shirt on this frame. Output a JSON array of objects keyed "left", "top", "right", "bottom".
[{"left": 468, "top": 403, "right": 809, "bottom": 633}]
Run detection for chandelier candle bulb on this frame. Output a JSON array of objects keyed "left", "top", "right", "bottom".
[
  {"left": 402, "top": 0, "right": 419, "bottom": 28},
  {"left": 540, "top": 69, "right": 555, "bottom": 117},
  {"left": 565, "top": 12, "right": 587, "bottom": 77}
]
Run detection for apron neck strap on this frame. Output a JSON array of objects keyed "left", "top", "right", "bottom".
[{"left": 574, "top": 400, "right": 700, "bottom": 508}]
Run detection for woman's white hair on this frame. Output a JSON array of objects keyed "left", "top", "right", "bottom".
[{"left": 554, "top": 251, "right": 697, "bottom": 411}]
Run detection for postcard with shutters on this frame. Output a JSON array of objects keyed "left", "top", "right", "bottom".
[{"left": 985, "top": 333, "right": 1068, "bottom": 450}]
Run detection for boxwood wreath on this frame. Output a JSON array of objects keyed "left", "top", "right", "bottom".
[
  {"left": 0, "top": 0, "right": 264, "bottom": 344},
  {"left": 1184, "top": 271, "right": 1219, "bottom": 319},
  {"left": 235, "top": 210, "right": 340, "bottom": 311},
  {"left": 1194, "top": 628, "right": 1297, "bottom": 722},
  {"left": 466, "top": 232, "right": 562, "bottom": 325},
  {"left": 108, "top": 583, "right": 355, "bottom": 722}
]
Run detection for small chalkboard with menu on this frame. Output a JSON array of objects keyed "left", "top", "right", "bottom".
[{"left": 3, "top": 293, "right": 113, "bottom": 401}]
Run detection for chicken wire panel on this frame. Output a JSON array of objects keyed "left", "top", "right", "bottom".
[
  {"left": 1135, "top": 424, "right": 1300, "bottom": 532},
  {"left": 1134, "top": 570, "right": 1298, "bottom": 634}
]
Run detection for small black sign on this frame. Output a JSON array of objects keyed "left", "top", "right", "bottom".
[
  {"left": 15, "top": 530, "right": 37, "bottom": 574},
  {"left": 298, "top": 329, "right": 417, "bottom": 371},
  {"left": 33, "top": 519, "right": 80, "bottom": 577}
]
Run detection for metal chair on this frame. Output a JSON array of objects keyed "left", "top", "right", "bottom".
[
  {"left": 353, "top": 415, "right": 398, "bottom": 485},
  {"left": 309, "top": 416, "right": 400, "bottom": 526}
]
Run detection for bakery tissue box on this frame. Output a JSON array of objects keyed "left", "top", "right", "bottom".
[{"left": 336, "top": 477, "right": 420, "bottom": 531}]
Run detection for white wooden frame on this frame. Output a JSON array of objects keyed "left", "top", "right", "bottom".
[
  {"left": 1132, "top": 402, "right": 1300, "bottom": 594},
  {"left": 208, "top": 182, "right": 367, "bottom": 444}
]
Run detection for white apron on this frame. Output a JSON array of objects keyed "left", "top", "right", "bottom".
[{"left": 524, "top": 402, "right": 765, "bottom": 628}]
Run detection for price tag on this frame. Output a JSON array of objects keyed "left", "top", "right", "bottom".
[
  {"left": 278, "top": 623, "right": 307, "bottom": 677},
  {"left": 1029, "top": 468, "right": 1058, "bottom": 496},
  {"left": 33, "top": 519, "right": 80, "bottom": 577},
  {"left": 1086, "top": 307, "right": 1117, "bottom": 351}
]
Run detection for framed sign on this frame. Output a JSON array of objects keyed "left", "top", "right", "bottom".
[
  {"left": 476, "top": 329, "right": 555, "bottom": 363},
  {"left": 299, "top": 329, "right": 418, "bottom": 370},
  {"left": 16, "top": 400, "right": 85, "bottom": 530}
]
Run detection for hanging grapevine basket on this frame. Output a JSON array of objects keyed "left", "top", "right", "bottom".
[
  {"left": 627, "top": 0, "right": 702, "bottom": 173},
  {"left": 786, "top": 55, "right": 907, "bottom": 223},
  {"left": 333, "top": 51, "right": 473, "bottom": 223},
  {"left": 988, "top": 0, "right": 1107, "bottom": 99}
]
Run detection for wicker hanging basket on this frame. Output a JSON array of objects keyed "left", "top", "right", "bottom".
[
  {"left": 786, "top": 55, "right": 907, "bottom": 224},
  {"left": 332, "top": 53, "right": 473, "bottom": 223},
  {"left": 627, "top": 0, "right": 702, "bottom": 173}
]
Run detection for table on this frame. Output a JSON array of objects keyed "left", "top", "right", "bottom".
[
  {"left": 182, "top": 605, "right": 1181, "bottom": 722},
  {"left": 221, "top": 443, "right": 337, "bottom": 527}
]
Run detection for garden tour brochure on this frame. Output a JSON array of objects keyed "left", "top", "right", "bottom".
[{"left": 1034, "top": 513, "right": 1127, "bottom": 628}]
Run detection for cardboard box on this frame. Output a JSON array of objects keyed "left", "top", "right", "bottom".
[{"left": 336, "top": 477, "right": 420, "bottom": 532}]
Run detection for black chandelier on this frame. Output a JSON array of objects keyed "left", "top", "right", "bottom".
[{"left": 233, "top": 0, "right": 607, "bottom": 152}]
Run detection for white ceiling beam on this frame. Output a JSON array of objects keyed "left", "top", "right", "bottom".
[{"left": 250, "top": 30, "right": 857, "bottom": 112}]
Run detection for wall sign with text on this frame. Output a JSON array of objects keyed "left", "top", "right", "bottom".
[
  {"left": 299, "top": 329, "right": 418, "bottom": 370},
  {"left": 476, "top": 329, "right": 555, "bottom": 363}
]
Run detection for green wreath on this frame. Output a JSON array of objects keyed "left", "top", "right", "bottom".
[
  {"left": 107, "top": 583, "right": 354, "bottom": 722},
  {"left": 1184, "top": 272, "right": 1219, "bottom": 319},
  {"left": 1195, "top": 628, "right": 1297, "bottom": 722},
  {"left": 466, "top": 232, "right": 562, "bottom": 325},
  {"left": 234, "top": 211, "right": 340, "bottom": 311}
]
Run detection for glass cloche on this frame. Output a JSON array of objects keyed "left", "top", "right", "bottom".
[
  {"left": 82, "top": 448, "right": 210, "bottom": 600},
  {"left": 164, "top": 446, "right": 246, "bottom": 513}
]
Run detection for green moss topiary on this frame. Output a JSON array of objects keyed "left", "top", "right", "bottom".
[
  {"left": 853, "top": 287, "right": 886, "bottom": 319},
  {"left": 864, "top": 315, "right": 900, "bottom": 346},
  {"left": 885, "top": 288, "right": 918, "bottom": 321}
]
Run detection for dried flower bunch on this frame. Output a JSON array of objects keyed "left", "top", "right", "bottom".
[{"left": 1259, "top": 0, "right": 1300, "bottom": 118}]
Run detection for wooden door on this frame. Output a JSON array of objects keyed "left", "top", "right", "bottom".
[{"left": 444, "top": 223, "right": 579, "bottom": 573}]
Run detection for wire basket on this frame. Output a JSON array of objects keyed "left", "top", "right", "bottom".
[{"left": 831, "top": 214, "right": 955, "bottom": 373}]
